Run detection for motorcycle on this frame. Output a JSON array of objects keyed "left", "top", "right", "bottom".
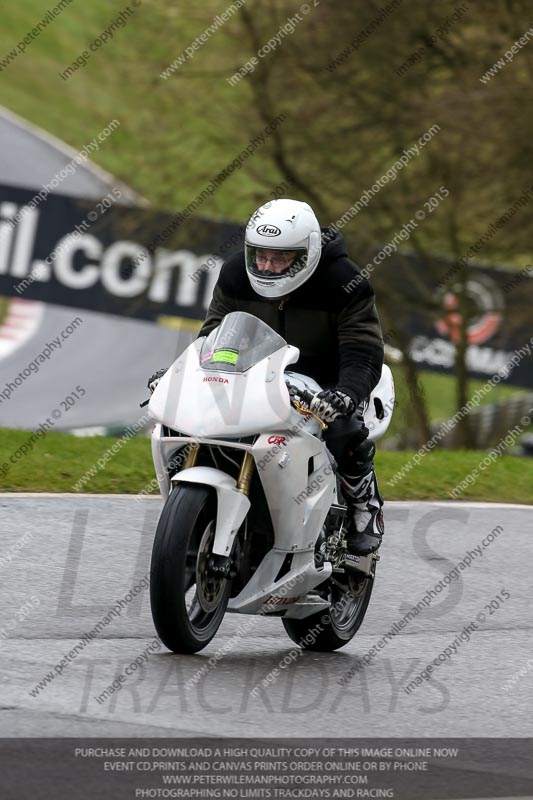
[{"left": 147, "top": 311, "right": 394, "bottom": 654}]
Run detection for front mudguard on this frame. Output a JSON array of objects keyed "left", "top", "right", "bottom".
[{"left": 171, "top": 466, "right": 250, "bottom": 557}]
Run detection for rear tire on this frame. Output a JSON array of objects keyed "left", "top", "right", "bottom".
[
  {"left": 282, "top": 572, "right": 375, "bottom": 652},
  {"left": 150, "top": 484, "right": 231, "bottom": 653}
]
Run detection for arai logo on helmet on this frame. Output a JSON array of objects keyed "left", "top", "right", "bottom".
[{"left": 257, "top": 224, "right": 281, "bottom": 237}]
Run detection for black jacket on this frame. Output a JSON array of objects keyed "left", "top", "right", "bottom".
[{"left": 198, "top": 228, "right": 384, "bottom": 406}]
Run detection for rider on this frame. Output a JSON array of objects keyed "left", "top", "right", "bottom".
[{"left": 149, "top": 199, "right": 385, "bottom": 560}]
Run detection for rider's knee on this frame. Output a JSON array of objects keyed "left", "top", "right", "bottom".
[{"left": 339, "top": 435, "right": 375, "bottom": 474}]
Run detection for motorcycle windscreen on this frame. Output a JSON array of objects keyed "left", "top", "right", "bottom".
[
  {"left": 149, "top": 313, "right": 296, "bottom": 437},
  {"left": 199, "top": 311, "right": 287, "bottom": 373}
]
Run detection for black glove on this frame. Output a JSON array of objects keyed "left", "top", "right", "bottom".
[
  {"left": 309, "top": 389, "right": 355, "bottom": 423},
  {"left": 147, "top": 368, "right": 167, "bottom": 394}
]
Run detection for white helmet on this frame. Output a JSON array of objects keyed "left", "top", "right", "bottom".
[{"left": 245, "top": 198, "right": 322, "bottom": 298}]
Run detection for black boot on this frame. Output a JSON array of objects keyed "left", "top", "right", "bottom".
[{"left": 340, "top": 468, "right": 384, "bottom": 556}]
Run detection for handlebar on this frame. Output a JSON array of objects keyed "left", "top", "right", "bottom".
[
  {"left": 285, "top": 382, "right": 328, "bottom": 430},
  {"left": 286, "top": 381, "right": 315, "bottom": 406}
]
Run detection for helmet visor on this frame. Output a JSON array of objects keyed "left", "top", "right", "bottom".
[{"left": 245, "top": 245, "right": 308, "bottom": 282}]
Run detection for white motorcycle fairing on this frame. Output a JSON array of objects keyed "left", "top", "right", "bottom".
[
  {"left": 150, "top": 401, "right": 335, "bottom": 618},
  {"left": 365, "top": 363, "right": 396, "bottom": 440},
  {"left": 226, "top": 423, "right": 334, "bottom": 616},
  {"left": 148, "top": 311, "right": 394, "bottom": 619},
  {"left": 148, "top": 337, "right": 299, "bottom": 438}
]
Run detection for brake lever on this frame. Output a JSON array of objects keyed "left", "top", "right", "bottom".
[
  {"left": 292, "top": 399, "right": 328, "bottom": 430},
  {"left": 286, "top": 382, "right": 328, "bottom": 430}
]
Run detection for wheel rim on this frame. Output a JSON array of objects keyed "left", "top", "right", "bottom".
[
  {"left": 184, "top": 520, "right": 228, "bottom": 632},
  {"left": 328, "top": 576, "right": 371, "bottom": 635}
]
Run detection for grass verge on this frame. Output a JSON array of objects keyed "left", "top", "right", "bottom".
[{"left": 1, "top": 427, "right": 531, "bottom": 504}]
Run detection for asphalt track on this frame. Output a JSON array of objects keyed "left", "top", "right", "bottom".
[
  {"left": 0, "top": 106, "right": 181, "bottom": 431},
  {"left": 1, "top": 496, "right": 532, "bottom": 738},
  {"left": 0, "top": 106, "right": 138, "bottom": 201},
  {"left": 0, "top": 302, "right": 190, "bottom": 431}
]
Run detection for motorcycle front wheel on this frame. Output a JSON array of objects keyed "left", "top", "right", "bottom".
[
  {"left": 282, "top": 570, "right": 375, "bottom": 652},
  {"left": 150, "top": 484, "right": 231, "bottom": 653}
]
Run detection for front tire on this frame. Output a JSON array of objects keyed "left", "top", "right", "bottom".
[
  {"left": 150, "top": 484, "right": 231, "bottom": 653},
  {"left": 282, "top": 571, "right": 375, "bottom": 652}
]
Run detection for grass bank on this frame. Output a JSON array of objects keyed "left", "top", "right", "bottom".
[{"left": 1, "top": 427, "right": 531, "bottom": 504}]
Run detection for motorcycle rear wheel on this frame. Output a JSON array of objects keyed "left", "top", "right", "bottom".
[
  {"left": 282, "top": 570, "right": 375, "bottom": 652},
  {"left": 150, "top": 484, "right": 231, "bottom": 653}
]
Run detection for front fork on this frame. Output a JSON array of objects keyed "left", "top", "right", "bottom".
[
  {"left": 179, "top": 444, "right": 255, "bottom": 498},
  {"left": 178, "top": 446, "right": 255, "bottom": 578},
  {"left": 210, "top": 451, "right": 255, "bottom": 577}
]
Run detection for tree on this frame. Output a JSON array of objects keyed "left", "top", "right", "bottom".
[{"left": 221, "top": 0, "right": 533, "bottom": 446}]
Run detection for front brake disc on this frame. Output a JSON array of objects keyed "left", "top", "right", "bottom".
[{"left": 195, "top": 522, "right": 227, "bottom": 613}]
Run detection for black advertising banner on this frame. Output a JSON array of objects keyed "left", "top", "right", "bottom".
[
  {"left": 0, "top": 183, "right": 244, "bottom": 323},
  {"left": 0, "top": 738, "right": 532, "bottom": 799},
  {"left": 1, "top": 183, "right": 532, "bottom": 387},
  {"left": 372, "top": 254, "right": 533, "bottom": 388}
]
